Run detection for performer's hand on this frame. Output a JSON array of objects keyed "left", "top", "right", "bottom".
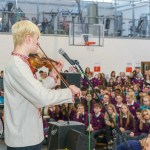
[
  {"left": 50, "top": 59, "right": 64, "bottom": 78},
  {"left": 53, "top": 59, "right": 64, "bottom": 72},
  {"left": 69, "top": 85, "right": 81, "bottom": 97}
]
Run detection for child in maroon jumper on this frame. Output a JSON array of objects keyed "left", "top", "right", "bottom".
[
  {"left": 48, "top": 105, "right": 62, "bottom": 121},
  {"left": 125, "top": 109, "right": 150, "bottom": 142},
  {"left": 110, "top": 90, "right": 117, "bottom": 105},
  {"left": 88, "top": 103, "right": 105, "bottom": 139},
  {"left": 107, "top": 78, "right": 115, "bottom": 88},
  {"left": 115, "top": 94, "right": 124, "bottom": 114},
  {"left": 101, "top": 93, "right": 111, "bottom": 113},
  {"left": 127, "top": 108, "right": 143, "bottom": 140},
  {"left": 73, "top": 103, "right": 88, "bottom": 128},
  {"left": 126, "top": 92, "right": 140, "bottom": 117},
  {"left": 119, "top": 104, "right": 134, "bottom": 132},
  {"left": 81, "top": 90, "right": 95, "bottom": 114},
  {"left": 117, "top": 104, "right": 134, "bottom": 145},
  {"left": 104, "top": 104, "right": 118, "bottom": 144},
  {"left": 61, "top": 103, "right": 76, "bottom": 121},
  {"left": 138, "top": 109, "right": 150, "bottom": 137}
]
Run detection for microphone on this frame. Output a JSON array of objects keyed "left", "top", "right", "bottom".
[{"left": 59, "top": 49, "right": 75, "bottom": 65}]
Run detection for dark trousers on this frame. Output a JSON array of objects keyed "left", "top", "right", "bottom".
[
  {"left": 105, "top": 125, "right": 114, "bottom": 142},
  {"left": 7, "top": 142, "right": 42, "bottom": 150},
  {"left": 117, "top": 140, "right": 142, "bottom": 150}
]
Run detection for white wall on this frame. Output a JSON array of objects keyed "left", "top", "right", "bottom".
[{"left": 0, "top": 34, "right": 150, "bottom": 76}]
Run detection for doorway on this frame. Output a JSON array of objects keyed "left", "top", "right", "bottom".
[{"left": 141, "top": 62, "right": 150, "bottom": 76}]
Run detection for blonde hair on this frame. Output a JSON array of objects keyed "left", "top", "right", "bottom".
[
  {"left": 143, "top": 95, "right": 150, "bottom": 105},
  {"left": 12, "top": 20, "right": 40, "bottom": 47},
  {"left": 140, "top": 109, "right": 150, "bottom": 130},
  {"left": 126, "top": 91, "right": 136, "bottom": 102},
  {"left": 105, "top": 104, "right": 117, "bottom": 123}
]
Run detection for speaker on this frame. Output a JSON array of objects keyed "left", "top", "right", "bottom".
[
  {"left": 66, "top": 129, "right": 96, "bottom": 150},
  {"left": 48, "top": 121, "right": 85, "bottom": 150},
  {"left": 60, "top": 73, "right": 81, "bottom": 89}
]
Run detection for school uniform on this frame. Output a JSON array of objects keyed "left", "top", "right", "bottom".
[
  {"left": 118, "top": 116, "right": 134, "bottom": 131},
  {"left": 121, "top": 78, "right": 125, "bottom": 85},
  {"left": 127, "top": 101, "right": 140, "bottom": 117},
  {"left": 117, "top": 115, "right": 134, "bottom": 144},
  {"left": 115, "top": 103, "right": 123, "bottom": 114},
  {"left": 110, "top": 96, "right": 117, "bottom": 105},
  {"left": 81, "top": 99, "right": 95, "bottom": 114},
  {"left": 62, "top": 109, "right": 76, "bottom": 121},
  {"left": 140, "top": 122, "right": 150, "bottom": 134},
  {"left": 91, "top": 112, "right": 105, "bottom": 130},
  {"left": 74, "top": 112, "right": 89, "bottom": 128},
  {"left": 107, "top": 82, "right": 115, "bottom": 87},
  {"left": 81, "top": 78, "right": 88, "bottom": 87},
  {"left": 126, "top": 119, "right": 149, "bottom": 141},
  {"left": 48, "top": 110, "right": 62, "bottom": 121},
  {"left": 132, "top": 77, "right": 144, "bottom": 88},
  {"left": 90, "top": 112, "right": 106, "bottom": 140},
  {"left": 90, "top": 77, "right": 102, "bottom": 87},
  {"left": 115, "top": 81, "right": 122, "bottom": 86},
  {"left": 133, "top": 119, "right": 142, "bottom": 136}
]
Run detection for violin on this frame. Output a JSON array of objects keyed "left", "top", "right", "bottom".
[
  {"left": 28, "top": 54, "right": 43, "bottom": 69},
  {"left": 28, "top": 44, "right": 69, "bottom": 88}
]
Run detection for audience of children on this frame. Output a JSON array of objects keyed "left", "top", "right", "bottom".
[{"left": 1, "top": 68, "right": 150, "bottom": 149}]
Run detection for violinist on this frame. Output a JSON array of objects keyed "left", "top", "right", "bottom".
[{"left": 4, "top": 20, "right": 80, "bottom": 150}]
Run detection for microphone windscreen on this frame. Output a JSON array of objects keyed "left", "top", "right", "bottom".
[{"left": 59, "top": 49, "right": 65, "bottom": 55}]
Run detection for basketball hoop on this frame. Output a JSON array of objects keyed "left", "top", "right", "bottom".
[
  {"left": 84, "top": 41, "right": 96, "bottom": 46},
  {"left": 69, "top": 23, "right": 104, "bottom": 47}
]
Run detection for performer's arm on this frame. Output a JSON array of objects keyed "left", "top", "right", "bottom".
[{"left": 5, "top": 58, "right": 74, "bottom": 108}]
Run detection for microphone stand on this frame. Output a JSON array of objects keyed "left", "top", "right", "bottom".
[
  {"left": 67, "top": 104, "right": 70, "bottom": 125},
  {"left": 71, "top": 59, "right": 132, "bottom": 150}
]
